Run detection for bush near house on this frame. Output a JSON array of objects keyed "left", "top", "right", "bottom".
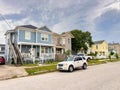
[{"left": 109, "top": 51, "right": 119, "bottom": 60}]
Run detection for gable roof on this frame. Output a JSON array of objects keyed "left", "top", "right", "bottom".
[
  {"left": 94, "top": 40, "right": 105, "bottom": 44},
  {"left": 19, "top": 25, "right": 37, "bottom": 29},
  {"left": 61, "top": 32, "right": 74, "bottom": 38},
  {"left": 38, "top": 26, "right": 52, "bottom": 32},
  {"left": 109, "top": 43, "right": 119, "bottom": 45},
  {"left": 52, "top": 32, "right": 60, "bottom": 37}
]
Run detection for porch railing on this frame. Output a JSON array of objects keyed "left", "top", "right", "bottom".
[{"left": 23, "top": 53, "right": 55, "bottom": 60}]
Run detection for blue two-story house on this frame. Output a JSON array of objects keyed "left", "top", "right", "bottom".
[{"left": 5, "top": 25, "right": 55, "bottom": 64}]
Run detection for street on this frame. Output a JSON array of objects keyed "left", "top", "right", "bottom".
[{"left": 0, "top": 61, "right": 120, "bottom": 90}]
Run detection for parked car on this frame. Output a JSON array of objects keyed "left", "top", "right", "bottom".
[
  {"left": 57, "top": 55, "right": 88, "bottom": 72},
  {"left": 0, "top": 56, "right": 5, "bottom": 65},
  {"left": 77, "top": 53, "right": 93, "bottom": 61}
]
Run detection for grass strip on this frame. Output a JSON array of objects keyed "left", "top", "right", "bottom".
[
  {"left": 25, "top": 65, "right": 57, "bottom": 75},
  {"left": 25, "top": 59, "right": 120, "bottom": 75}
]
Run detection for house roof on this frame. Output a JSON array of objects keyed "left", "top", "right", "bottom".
[
  {"left": 52, "top": 32, "right": 60, "bottom": 37},
  {"left": 4, "top": 30, "right": 15, "bottom": 35},
  {"left": 0, "top": 44, "right": 5, "bottom": 46},
  {"left": 61, "top": 32, "right": 74, "bottom": 38},
  {"left": 94, "top": 40, "right": 105, "bottom": 44},
  {"left": 38, "top": 26, "right": 52, "bottom": 32},
  {"left": 108, "top": 43, "right": 120, "bottom": 45},
  {"left": 18, "top": 25, "right": 37, "bottom": 29}
]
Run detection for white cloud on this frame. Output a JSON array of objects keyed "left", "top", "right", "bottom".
[
  {"left": 0, "top": 0, "right": 22, "bottom": 15},
  {"left": 0, "top": 0, "right": 120, "bottom": 43},
  {"left": 14, "top": 17, "right": 45, "bottom": 27},
  {"left": 105, "top": 1, "right": 120, "bottom": 10},
  {"left": 0, "top": 20, "right": 13, "bottom": 44},
  {"left": 48, "top": 0, "right": 81, "bottom": 9}
]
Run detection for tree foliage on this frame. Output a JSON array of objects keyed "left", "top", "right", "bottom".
[{"left": 71, "top": 30, "right": 93, "bottom": 54}]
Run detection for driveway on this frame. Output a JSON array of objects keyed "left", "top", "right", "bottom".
[
  {"left": 0, "top": 61, "right": 120, "bottom": 90},
  {"left": 0, "top": 65, "right": 28, "bottom": 80}
]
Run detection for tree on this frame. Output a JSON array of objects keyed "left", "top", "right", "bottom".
[
  {"left": 71, "top": 30, "right": 93, "bottom": 54},
  {"left": 64, "top": 50, "right": 71, "bottom": 56},
  {"left": 109, "top": 51, "right": 115, "bottom": 60},
  {"left": 110, "top": 51, "right": 114, "bottom": 56}
]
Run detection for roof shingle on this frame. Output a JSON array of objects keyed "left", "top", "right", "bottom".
[{"left": 19, "top": 25, "right": 37, "bottom": 29}]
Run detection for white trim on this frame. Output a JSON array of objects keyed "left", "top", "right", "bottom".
[
  {"left": 20, "top": 44, "right": 22, "bottom": 53},
  {"left": 36, "top": 29, "right": 52, "bottom": 35},
  {"left": 18, "top": 28, "right": 19, "bottom": 43},
  {"left": 17, "top": 27, "right": 52, "bottom": 34},
  {"left": 39, "top": 45, "right": 41, "bottom": 58},
  {"left": 18, "top": 42, "right": 55, "bottom": 46},
  {"left": 36, "top": 32, "right": 37, "bottom": 43}
]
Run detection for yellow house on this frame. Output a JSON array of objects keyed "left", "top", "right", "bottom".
[{"left": 91, "top": 40, "right": 108, "bottom": 58}]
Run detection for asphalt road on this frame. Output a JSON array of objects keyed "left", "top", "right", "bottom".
[{"left": 0, "top": 61, "right": 120, "bottom": 90}]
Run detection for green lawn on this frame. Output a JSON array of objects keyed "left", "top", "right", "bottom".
[
  {"left": 25, "top": 65, "right": 57, "bottom": 75},
  {"left": 88, "top": 59, "right": 107, "bottom": 65},
  {"left": 25, "top": 58, "right": 120, "bottom": 75}
]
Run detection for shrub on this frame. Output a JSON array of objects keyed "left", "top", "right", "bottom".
[{"left": 115, "top": 53, "right": 119, "bottom": 59}]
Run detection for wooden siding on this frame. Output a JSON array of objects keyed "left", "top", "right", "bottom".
[
  {"left": 18, "top": 30, "right": 52, "bottom": 44},
  {"left": 19, "top": 30, "right": 36, "bottom": 43}
]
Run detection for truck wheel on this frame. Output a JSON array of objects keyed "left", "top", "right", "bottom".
[
  {"left": 82, "top": 63, "right": 87, "bottom": 69},
  {"left": 69, "top": 65, "right": 74, "bottom": 72}
]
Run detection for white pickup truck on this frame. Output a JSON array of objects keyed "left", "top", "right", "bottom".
[{"left": 77, "top": 53, "right": 93, "bottom": 61}]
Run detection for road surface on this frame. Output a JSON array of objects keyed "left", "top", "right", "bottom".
[{"left": 0, "top": 61, "right": 120, "bottom": 90}]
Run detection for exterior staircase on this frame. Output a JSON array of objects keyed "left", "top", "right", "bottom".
[{"left": 8, "top": 39, "right": 23, "bottom": 65}]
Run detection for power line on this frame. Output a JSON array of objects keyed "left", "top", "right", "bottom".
[
  {"left": 118, "top": 0, "right": 120, "bottom": 9},
  {"left": 0, "top": 14, "right": 13, "bottom": 28}
]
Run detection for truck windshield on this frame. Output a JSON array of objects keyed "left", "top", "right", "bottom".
[{"left": 65, "top": 56, "right": 74, "bottom": 61}]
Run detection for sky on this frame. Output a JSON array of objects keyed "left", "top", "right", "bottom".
[{"left": 0, "top": 0, "right": 120, "bottom": 44}]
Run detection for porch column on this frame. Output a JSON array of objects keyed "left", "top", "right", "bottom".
[
  {"left": 20, "top": 44, "right": 22, "bottom": 53},
  {"left": 39, "top": 45, "right": 41, "bottom": 58},
  {"left": 61, "top": 48, "right": 64, "bottom": 54},
  {"left": 31, "top": 45, "right": 33, "bottom": 58},
  {"left": 36, "top": 32, "right": 37, "bottom": 43},
  {"left": 53, "top": 46, "right": 56, "bottom": 60}
]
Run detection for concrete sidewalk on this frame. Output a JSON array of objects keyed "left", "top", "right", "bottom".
[{"left": 0, "top": 65, "right": 28, "bottom": 80}]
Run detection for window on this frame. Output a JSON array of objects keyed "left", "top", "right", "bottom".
[
  {"left": 41, "top": 47, "right": 44, "bottom": 53},
  {"left": 41, "top": 33, "right": 48, "bottom": 41},
  {"left": 25, "top": 31, "right": 31, "bottom": 40},
  {"left": 78, "top": 57, "right": 82, "bottom": 60},
  {"left": 1, "top": 47, "right": 5, "bottom": 51},
  {"left": 41, "top": 47, "right": 48, "bottom": 53},
  {"left": 45, "top": 47, "right": 48, "bottom": 53}
]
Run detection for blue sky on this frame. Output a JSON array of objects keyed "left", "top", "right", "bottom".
[{"left": 0, "top": 0, "right": 120, "bottom": 44}]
